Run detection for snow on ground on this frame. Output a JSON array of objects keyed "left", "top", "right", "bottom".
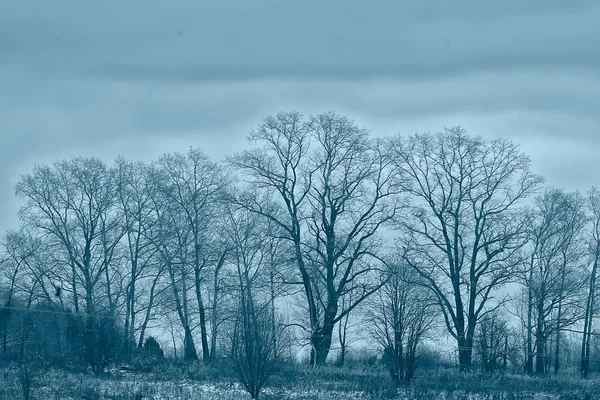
[{"left": 31, "top": 378, "right": 374, "bottom": 399}]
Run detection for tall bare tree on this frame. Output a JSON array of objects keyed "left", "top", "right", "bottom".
[
  {"left": 16, "top": 158, "right": 123, "bottom": 371},
  {"left": 552, "top": 191, "right": 587, "bottom": 375},
  {"left": 230, "top": 111, "right": 398, "bottom": 365},
  {"left": 581, "top": 187, "right": 600, "bottom": 378},
  {"left": 115, "top": 159, "right": 162, "bottom": 357},
  {"left": 391, "top": 128, "right": 542, "bottom": 371},
  {"left": 523, "top": 188, "right": 587, "bottom": 375},
  {"left": 157, "top": 148, "right": 227, "bottom": 363},
  {"left": 147, "top": 172, "right": 198, "bottom": 362},
  {"left": 520, "top": 189, "right": 567, "bottom": 374}
]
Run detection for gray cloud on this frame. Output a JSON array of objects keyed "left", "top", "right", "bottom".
[
  {"left": 1, "top": 0, "right": 599, "bottom": 233},
  {"left": 1, "top": 1, "right": 598, "bottom": 81}
]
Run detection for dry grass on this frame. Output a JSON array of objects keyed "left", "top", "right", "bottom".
[{"left": 0, "top": 363, "right": 599, "bottom": 399}]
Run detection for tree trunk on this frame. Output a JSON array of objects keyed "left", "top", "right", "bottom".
[
  {"left": 405, "top": 343, "right": 418, "bottom": 384},
  {"left": 70, "top": 260, "right": 79, "bottom": 313},
  {"left": 208, "top": 252, "right": 226, "bottom": 364},
  {"left": 197, "top": 291, "right": 210, "bottom": 363},
  {"left": 584, "top": 327, "right": 592, "bottom": 378},
  {"left": 209, "top": 289, "right": 219, "bottom": 363},
  {"left": 167, "top": 259, "right": 198, "bottom": 362},
  {"left": 337, "top": 311, "right": 350, "bottom": 368},
  {"left": 581, "top": 258, "right": 598, "bottom": 378},
  {"left": 535, "top": 298, "right": 546, "bottom": 375},
  {"left": 126, "top": 253, "right": 139, "bottom": 357},
  {"left": 84, "top": 285, "right": 100, "bottom": 372},
  {"left": 124, "top": 277, "right": 136, "bottom": 360},
  {"left": 129, "top": 285, "right": 136, "bottom": 355},
  {"left": 270, "top": 270, "right": 277, "bottom": 361},
  {"left": 503, "top": 336, "right": 508, "bottom": 370},
  {"left": 183, "top": 325, "right": 198, "bottom": 361},
  {"left": 311, "top": 323, "right": 334, "bottom": 366},
  {"left": 193, "top": 243, "right": 210, "bottom": 363},
  {"left": 554, "top": 296, "right": 564, "bottom": 375},
  {"left": 123, "top": 287, "right": 131, "bottom": 357},
  {"left": 458, "top": 336, "right": 473, "bottom": 372},
  {"left": 137, "top": 273, "right": 160, "bottom": 349},
  {"left": 103, "top": 244, "right": 115, "bottom": 317},
  {"left": 456, "top": 315, "right": 475, "bottom": 372},
  {"left": 526, "top": 258, "right": 535, "bottom": 375},
  {"left": 554, "top": 253, "right": 568, "bottom": 376},
  {"left": 395, "top": 329, "right": 404, "bottom": 383}
]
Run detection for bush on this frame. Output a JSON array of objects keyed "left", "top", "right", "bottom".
[
  {"left": 230, "top": 302, "right": 279, "bottom": 399},
  {"left": 143, "top": 336, "right": 164, "bottom": 359}
]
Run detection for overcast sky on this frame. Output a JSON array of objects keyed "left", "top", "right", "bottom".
[{"left": 1, "top": 0, "right": 599, "bottom": 233}]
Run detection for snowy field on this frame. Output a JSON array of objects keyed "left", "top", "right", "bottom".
[{"left": 0, "top": 366, "right": 596, "bottom": 399}]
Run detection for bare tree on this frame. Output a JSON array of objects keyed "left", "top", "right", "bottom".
[
  {"left": 552, "top": 191, "right": 587, "bottom": 375},
  {"left": 136, "top": 263, "right": 167, "bottom": 350},
  {"left": 263, "top": 219, "right": 293, "bottom": 360},
  {"left": 391, "top": 128, "right": 542, "bottom": 371},
  {"left": 581, "top": 187, "right": 600, "bottom": 378},
  {"left": 147, "top": 177, "right": 198, "bottom": 362},
  {"left": 222, "top": 203, "right": 283, "bottom": 398},
  {"left": 209, "top": 209, "right": 289, "bottom": 365},
  {"left": 335, "top": 293, "right": 362, "bottom": 368},
  {"left": 230, "top": 111, "right": 398, "bottom": 365},
  {"left": 157, "top": 148, "right": 227, "bottom": 363},
  {"left": 476, "top": 310, "right": 517, "bottom": 373},
  {"left": 16, "top": 158, "right": 123, "bottom": 372},
  {"left": 114, "top": 158, "right": 162, "bottom": 357},
  {"left": 207, "top": 248, "right": 228, "bottom": 364},
  {"left": 0, "top": 229, "right": 85, "bottom": 364},
  {"left": 0, "top": 230, "right": 41, "bottom": 357},
  {"left": 523, "top": 188, "right": 587, "bottom": 375},
  {"left": 231, "top": 296, "right": 281, "bottom": 399},
  {"left": 369, "top": 260, "right": 436, "bottom": 385},
  {"left": 520, "top": 189, "right": 566, "bottom": 375}
]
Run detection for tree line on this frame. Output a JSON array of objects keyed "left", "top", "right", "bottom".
[{"left": 1, "top": 111, "right": 600, "bottom": 388}]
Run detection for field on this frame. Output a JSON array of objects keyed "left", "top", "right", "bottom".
[{"left": 1, "top": 363, "right": 598, "bottom": 400}]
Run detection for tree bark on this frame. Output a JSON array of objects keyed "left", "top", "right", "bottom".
[
  {"left": 193, "top": 242, "right": 210, "bottom": 363},
  {"left": 167, "top": 259, "right": 198, "bottom": 361},
  {"left": 535, "top": 296, "right": 546, "bottom": 375},
  {"left": 526, "top": 254, "right": 535, "bottom": 375},
  {"left": 183, "top": 325, "right": 198, "bottom": 361},
  {"left": 458, "top": 336, "right": 473, "bottom": 372},
  {"left": 553, "top": 259, "right": 567, "bottom": 375},
  {"left": 137, "top": 272, "right": 160, "bottom": 349},
  {"left": 311, "top": 323, "right": 335, "bottom": 366},
  {"left": 581, "top": 258, "right": 598, "bottom": 378}
]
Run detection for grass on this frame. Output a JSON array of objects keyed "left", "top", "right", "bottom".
[{"left": 0, "top": 363, "right": 599, "bottom": 399}]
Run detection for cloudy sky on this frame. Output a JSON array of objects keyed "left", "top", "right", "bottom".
[{"left": 1, "top": 0, "right": 599, "bottom": 233}]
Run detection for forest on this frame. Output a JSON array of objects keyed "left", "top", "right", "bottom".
[{"left": 1, "top": 110, "right": 600, "bottom": 399}]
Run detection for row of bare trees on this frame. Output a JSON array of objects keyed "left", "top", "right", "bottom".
[
  {"left": 513, "top": 187, "right": 600, "bottom": 377},
  {"left": 1, "top": 110, "right": 600, "bottom": 384}
]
